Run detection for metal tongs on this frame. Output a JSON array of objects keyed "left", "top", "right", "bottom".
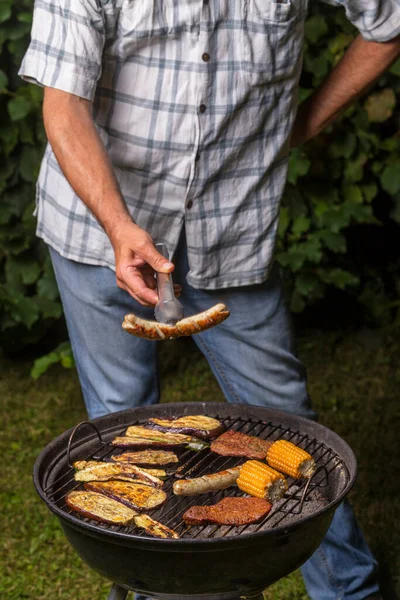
[{"left": 154, "top": 243, "right": 184, "bottom": 325}]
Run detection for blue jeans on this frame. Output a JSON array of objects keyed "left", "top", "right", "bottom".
[{"left": 49, "top": 237, "right": 379, "bottom": 600}]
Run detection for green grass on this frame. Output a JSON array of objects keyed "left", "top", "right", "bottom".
[{"left": 1, "top": 329, "right": 399, "bottom": 600}]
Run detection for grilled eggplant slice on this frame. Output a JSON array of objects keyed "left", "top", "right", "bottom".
[
  {"left": 74, "top": 461, "right": 164, "bottom": 487},
  {"left": 134, "top": 514, "right": 179, "bottom": 539},
  {"left": 147, "top": 415, "right": 225, "bottom": 440},
  {"left": 111, "top": 450, "right": 179, "bottom": 466},
  {"left": 113, "top": 426, "right": 208, "bottom": 451},
  {"left": 66, "top": 490, "right": 138, "bottom": 525},
  {"left": 75, "top": 459, "right": 166, "bottom": 479},
  {"left": 85, "top": 481, "right": 167, "bottom": 510}
]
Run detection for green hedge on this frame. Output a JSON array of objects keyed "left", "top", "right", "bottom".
[{"left": 1, "top": 1, "right": 400, "bottom": 354}]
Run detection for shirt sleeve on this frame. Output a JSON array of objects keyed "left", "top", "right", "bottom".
[
  {"left": 320, "top": 0, "right": 400, "bottom": 42},
  {"left": 19, "top": 0, "right": 105, "bottom": 101}
]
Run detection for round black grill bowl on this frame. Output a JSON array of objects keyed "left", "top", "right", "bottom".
[{"left": 33, "top": 402, "right": 357, "bottom": 600}]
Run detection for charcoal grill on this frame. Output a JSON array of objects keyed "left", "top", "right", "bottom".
[{"left": 34, "top": 402, "right": 357, "bottom": 600}]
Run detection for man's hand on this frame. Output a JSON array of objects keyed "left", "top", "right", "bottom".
[
  {"left": 110, "top": 220, "right": 181, "bottom": 306},
  {"left": 291, "top": 34, "right": 400, "bottom": 147}
]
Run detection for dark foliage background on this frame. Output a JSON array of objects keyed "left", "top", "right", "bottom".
[{"left": 0, "top": 1, "right": 400, "bottom": 360}]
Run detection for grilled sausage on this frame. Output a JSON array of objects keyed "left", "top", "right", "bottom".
[
  {"left": 173, "top": 467, "right": 241, "bottom": 496},
  {"left": 122, "top": 303, "right": 230, "bottom": 340}
]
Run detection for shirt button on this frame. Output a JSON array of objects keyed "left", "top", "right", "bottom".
[
  {"left": 202, "top": 52, "right": 210, "bottom": 62},
  {"left": 187, "top": 200, "right": 193, "bottom": 209},
  {"left": 199, "top": 104, "right": 207, "bottom": 113}
]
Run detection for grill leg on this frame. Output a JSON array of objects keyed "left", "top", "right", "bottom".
[{"left": 107, "top": 584, "right": 129, "bottom": 600}]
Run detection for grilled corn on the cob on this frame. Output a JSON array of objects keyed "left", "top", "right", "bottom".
[
  {"left": 266, "top": 440, "right": 316, "bottom": 478},
  {"left": 237, "top": 460, "right": 288, "bottom": 502}
]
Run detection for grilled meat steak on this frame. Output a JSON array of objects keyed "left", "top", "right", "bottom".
[
  {"left": 147, "top": 415, "right": 225, "bottom": 440},
  {"left": 183, "top": 497, "right": 272, "bottom": 526},
  {"left": 85, "top": 481, "right": 167, "bottom": 510},
  {"left": 173, "top": 467, "right": 241, "bottom": 496},
  {"left": 74, "top": 461, "right": 164, "bottom": 487},
  {"left": 66, "top": 490, "right": 138, "bottom": 525},
  {"left": 210, "top": 430, "right": 273, "bottom": 459},
  {"left": 111, "top": 450, "right": 178, "bottom": 466}
]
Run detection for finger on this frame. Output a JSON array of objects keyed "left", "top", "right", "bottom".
[
  {"left": 116, "top": 280, "right": 155, "bottom": 307},
  {"left": 143, "top": 272, "right": 157, "bottom": 290},
  {"left": 117, "top": 270, "right": 159, "bottom": 305},
  {"left": 137, "top": 242, "right": 174, "bottom": 273}
]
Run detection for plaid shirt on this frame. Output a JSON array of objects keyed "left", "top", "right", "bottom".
[{"left": 20, "top": 0, "right": 400, "bottom": 289}]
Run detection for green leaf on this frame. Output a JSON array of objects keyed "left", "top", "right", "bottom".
[
  {"left": 318, "top": 230, "right": 346, "bottom": 253},
  {"left": 6, "top": 256, "right": 41, "bottom": 286},
  {"left": 304, "top": 15, "right": 328, "bottom": 44},
  {"left": 19, "top": 145, "right": 42, "bottom": 182},
  {"left": 390, "top": 194, "right": 400, "bottom": 224},
  {"left": 381, "top": 164, "right": 400, "bottom": 196},
  {"left": 278, "top": 207, "right": 290, "bottom": 237},
  {"left": 17, "top": 11, "right": 33, "bottom": 24},
  {"left": 289, "top": 290, "right": 306, "bottom": 313},
  {"left": 9, "top": 295, "right": 40, "bottom": 328},
  {"left": 287, "top": 150, "right": 311, "bottom": 185},
  {"left": 0, "top": 122, "right": 20, "bottom": 156},
  {"left": 342, "top": 184, "right": 363, "bottom": 204},
  {"left": 31, "top": 342, "right": 75, "bottom": 379},
  {"left": 292, "top": 216, "right": 310, "bottom": 237},
  {"left": 329, "top": 132, "right": 356, "bottom": 159},
  {"left": 30, "top": 352, "right": 62, "bottom": 380},
  {"left": 295, "top": 272, "right": 320, "bottom": 295},
  {"left": 0, "top": 68, "right": 8, "bottom": 90},
  {"left": 34, "top": 296, "right": 63, "bottom": 319},
  {"left": 364, "top": 89, "right": 396, "bottom": 123},
  {"left": 380, "top": 137, "right": 400, "bottom": 152},
  {"left": 361, "top": 183, "right": 378, "bottom": 203},
  {"left": 8, "top": 96, "right": 32, "bottom": 121},
  {"left": 37, "top": 270, "right": 60, "bottom": 300},
  {"left": 389, "top": 58, "right": 400, "bottom": 76},
  {"left": 343, "top": 153, "right": 367, "bottom": 183},
  {"left": 319, "top": 268, "right": 359, "bottom": 290},
  {"left": 328, "top": 33, "right": 353, "bottom": 55},
  {"left": 0, "top": 3, "right": 12, "bottom": 24},
  {"left": 0, "top": 204, "right": 14, "bottom": 225}
]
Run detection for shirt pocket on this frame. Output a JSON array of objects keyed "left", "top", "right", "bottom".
[
  {"left": 118, "top": 0, "right": 177, "bottom": 38},
  {"left": 242, "top": 0, "right": 305, "bottom": 85},
  {"left": 250, "top": 0, "right": 293, "bottom": 22}
]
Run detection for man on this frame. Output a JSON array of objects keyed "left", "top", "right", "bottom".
[{"left": 20, "top": 1, "right": 399, "bottom": 598}]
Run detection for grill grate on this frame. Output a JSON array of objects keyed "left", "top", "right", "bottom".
[{"left": 43, "top": 414, "right": 348, "bottom": 540}]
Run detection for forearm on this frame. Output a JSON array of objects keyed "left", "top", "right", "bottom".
[
  {"left": 43, "top": 87, "right": 173, "bottom": 306},
  {"left": 43, "top": 88, "right": 131, "bottom": 238},
  {"left": 291, "top": 34, "right": 400, "bottom": 146}
]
